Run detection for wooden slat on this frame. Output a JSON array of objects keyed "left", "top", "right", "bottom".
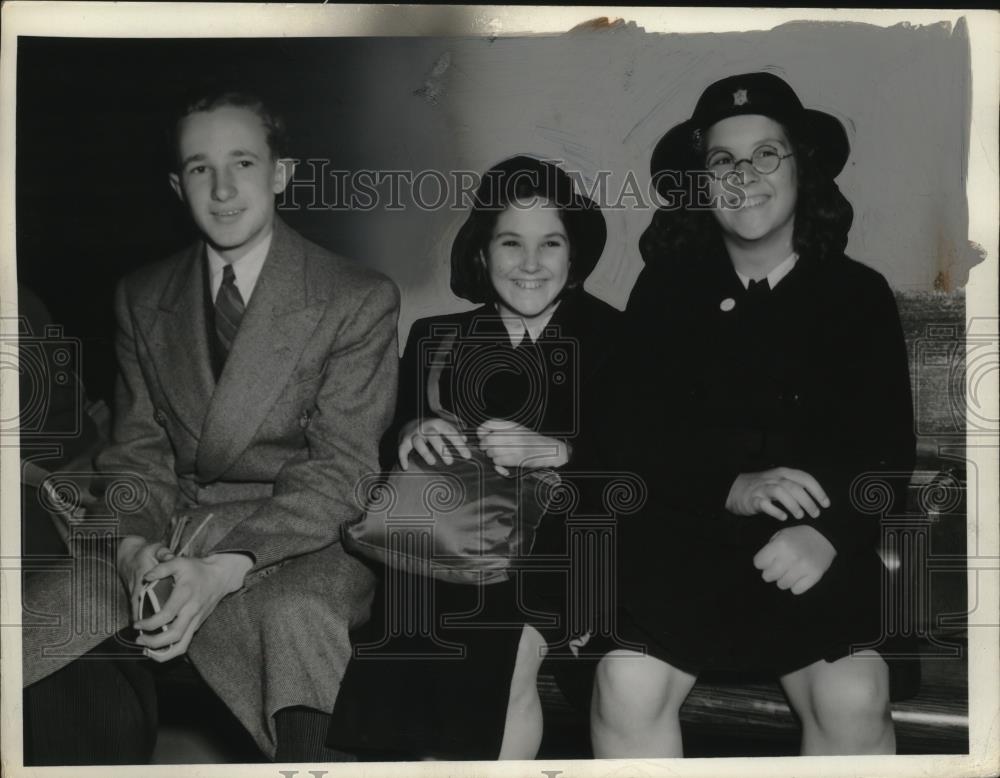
[{"left": 536, "top": 657, "right": 968, "bottom": 755}]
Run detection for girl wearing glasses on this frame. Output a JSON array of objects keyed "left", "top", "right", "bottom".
[{"left": 589, "top": 72, "right": 917, "bottom": 756}]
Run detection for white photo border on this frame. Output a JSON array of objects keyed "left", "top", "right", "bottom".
[{"left": 1, "top": 4, "right": 997, "bottom": 778}]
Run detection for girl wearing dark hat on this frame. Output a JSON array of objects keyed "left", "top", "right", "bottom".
[
  {"left": 590, "top": 73, "right": 916, "bottom": 756},
  {"left": 328, "top": 155, "right": 619, "bottom": 759}
]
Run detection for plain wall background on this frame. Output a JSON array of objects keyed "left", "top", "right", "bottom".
[{"left": 15, "top": 21, "right": 976, "bottom": 398}]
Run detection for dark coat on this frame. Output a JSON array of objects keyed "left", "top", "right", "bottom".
[
  {"left": 330, "top": 289, "right": 621, "bottom": 759},
  {"left": 22, "top": 217, "right": 400, "bottom": 756},
  {"left": 604, "top": 247, "right": 914, "bottom": 545},
  {"left": 592, "top": 246, "right": 916, "bottom": 674},
  {"left": 386, "top": 288, "right": 621, "bottom": 466}
]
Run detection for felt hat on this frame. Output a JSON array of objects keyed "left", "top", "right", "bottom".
[
  {"left": 449, "top": 155, "right": 607, "bottom": 302},
  {"left": 650, "top": 72, "right": 850, "bottom": 181}
]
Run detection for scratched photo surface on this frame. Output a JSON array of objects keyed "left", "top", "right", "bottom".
[{"left": 4, "top": 9, "right": 995, "bottom": 777}]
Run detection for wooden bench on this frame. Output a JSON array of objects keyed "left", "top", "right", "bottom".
[
  {"left": 535, "top": 639, "right": 968, "bottom": 758},
  {"left": 151, "top": 289, "right": 971, "bottom": 762},
  {"left": 536, "top": 289, "right": 970, "bottom": 758}
]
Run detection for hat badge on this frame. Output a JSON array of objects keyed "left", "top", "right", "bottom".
[{"left": 733, "top": 89, "right": 749, "bottom": 106}]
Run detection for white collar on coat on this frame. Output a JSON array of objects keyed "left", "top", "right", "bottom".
[
  {"left": 495, "top": 301, "right": 561, "bottom": 347},
  {"left": 735, "top": 251, "right": 799, "bottom": 290}
]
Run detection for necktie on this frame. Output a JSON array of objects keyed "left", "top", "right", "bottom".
[
  {"left": 747, "top": 277, "right": 771, "bottom": 297},
  {"left": 215, "top": 264, "right": 245, "bottom": 367}
]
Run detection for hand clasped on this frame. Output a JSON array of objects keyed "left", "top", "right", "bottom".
[
  {"left": 133, "top": 552, "right": 253, "bottom": 661},
  {"left": 726, "top": 467, "right": 830, "bottom": 521}
]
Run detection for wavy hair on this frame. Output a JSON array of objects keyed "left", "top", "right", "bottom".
[
  {"left": 167, "top": 83, "right": 289, "bottom": 172},
  {"left": 641, "top": 120, "right": 853, "bottom": 267},
  {"left": 450, "top": 156, "right": 607, "bottom": 304}
]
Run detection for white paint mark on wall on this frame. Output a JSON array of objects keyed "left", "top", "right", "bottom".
[{"left": 414, "top": 51, "right": 452, "bottom": 105}]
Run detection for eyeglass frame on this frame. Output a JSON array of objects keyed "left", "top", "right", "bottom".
[{"left": 704, "top": 146, "right": 795, "bottom": 180}]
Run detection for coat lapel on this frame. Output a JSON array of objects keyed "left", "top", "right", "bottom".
[
  {"left": 143, "top": 244, "right": 216, "bottom": 438},
  {"left": 196, "top": 219, "right": 326, "bottom": 482}
]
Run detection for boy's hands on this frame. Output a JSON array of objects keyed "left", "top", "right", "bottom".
[
  {"left": 117, "top": 536, "right": 169, "bottom": 622},
  {"left": 134, "top": 553, "right": 253, "bottom": 661}
]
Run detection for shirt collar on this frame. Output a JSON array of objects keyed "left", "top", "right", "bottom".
[
  {"left": 495, "top": 301, "right": 561, "bottom": 347},
  {"left": 206, "top": 231, "right": 273, "bottom": 303},
  {"left": 735, "top": 252, "right": 799, "bottom": 290}
]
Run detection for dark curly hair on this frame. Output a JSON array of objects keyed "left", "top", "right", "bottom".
[
  {"left": 641, "top": 118, "right": 853, "bottom": 267},
  {"left": 450, "top": 156, "right": 607, "bottom": 304}
]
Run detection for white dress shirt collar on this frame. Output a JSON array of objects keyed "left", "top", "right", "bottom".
[{"left": 206, "top": 232, "right": 273, "bottom": 304}]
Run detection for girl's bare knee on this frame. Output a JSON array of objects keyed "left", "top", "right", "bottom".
[
  {"left": 807, "top": 657, "right": 891, "bottom": 735},
  {"left": 594, "top": 651, "right": 693, "bottom": 724}
]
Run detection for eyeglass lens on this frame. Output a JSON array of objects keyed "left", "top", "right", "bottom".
[{"left": 707, "top": 146, "right": 787, "bottom": 177}]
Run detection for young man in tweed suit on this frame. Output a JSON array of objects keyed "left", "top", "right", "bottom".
[{"left": 21, "top": 86, "right": 399, "bottom": 764}]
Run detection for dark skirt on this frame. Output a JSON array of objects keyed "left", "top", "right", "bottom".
[
  {"left": 327, "top": 512, "right": 589, "bottom": 760},
  {"left": 327, "top": 572, "right": 517, "bottom": 759},
  {"left": 606, "top": 511, "right": 921, "bottom": 700}
]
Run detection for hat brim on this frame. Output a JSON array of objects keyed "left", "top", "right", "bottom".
[
  {"left": 449, "top": 160, "right": 608, "bottom": 303},
  {"left": 650, "top": 107, "right": 849, "bottom": 183}
]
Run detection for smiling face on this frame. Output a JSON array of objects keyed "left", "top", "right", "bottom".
[
  {"left": 485, "top": 199, "right": 570, "bottom": 325},
  {"left": 705, "top": 114, "right": 798, "bottom": 260},
  {"left": 169, "top": 105, "right": 291, "bottom": 262}
]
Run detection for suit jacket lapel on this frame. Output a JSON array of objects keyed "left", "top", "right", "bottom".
[
  {"left": 196, "top": 218, "right": 326, "bottom": 482},
  {"left": 143, "top": 244, "right": 216, "bottom": 439}
]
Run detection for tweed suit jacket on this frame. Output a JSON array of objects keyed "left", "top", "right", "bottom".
[
  {"left": 22, "top": 216, "right": 399, "bottom": 754},
  {"left": 98, "top": 215, "right": 399, "bottom": 566}
]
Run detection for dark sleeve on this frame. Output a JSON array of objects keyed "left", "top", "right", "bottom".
[
  {"left": 800, "top": 273, "right": 915, "bottom": 552},
  {"left": 378, "top": 316, "right": 436, "bottom": 468},
  {"left": 588, "top": 262, "right": 741, "bottom": 515},
  {"left": 555, "top": 296, "right": 616, "bottom": 470},
  {"left": 582, "top": 266, "right": 662, "bottom": 474}
]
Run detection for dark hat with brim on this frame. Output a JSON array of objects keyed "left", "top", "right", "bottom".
[{"left": 650, "top": 72, "right": 849, "bottom": 182}]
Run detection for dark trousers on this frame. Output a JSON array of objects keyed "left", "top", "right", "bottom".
[
  {"left": 24, "top": 634, "right": 353, "bottom": 765},
  {"left": 23, "top": 636, "right": 158, "bottom": 766}
]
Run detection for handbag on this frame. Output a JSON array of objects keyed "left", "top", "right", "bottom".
[{"left": 343, "top": 332, "right": 561, "bottom": 584}]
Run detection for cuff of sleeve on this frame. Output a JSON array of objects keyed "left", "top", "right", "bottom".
[
  {"left": 112, "top": 514, "right": 163, "bottom": 544},
  {"left": 803, "top": 513, "right": 880, "bottom": 554},
  {"left": 692, "top": 468, "right": 743, "bottom": 516},
  {"left": 800, "top": 467, "right": 883, "bottom": 552},
  {"left": 206, "top": 539, "right": 262, "bottom": 570}
]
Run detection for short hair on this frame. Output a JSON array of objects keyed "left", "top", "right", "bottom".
[
  {"left": 167, "top": 83, "right": 289, "bottom": 172},
  {"left": 450, "top": 156, "right": 607, "bottom": 304},
  {"left": 641, "top": 116, "right": 853, "bottom": 268}
]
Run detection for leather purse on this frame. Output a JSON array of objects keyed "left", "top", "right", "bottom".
[{"left": 343, "top": 333, "right": 561, "bottom": 584}]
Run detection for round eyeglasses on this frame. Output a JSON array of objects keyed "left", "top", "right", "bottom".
[{"left": 705, "top": 145, "right": 794, "bottom": 179}]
